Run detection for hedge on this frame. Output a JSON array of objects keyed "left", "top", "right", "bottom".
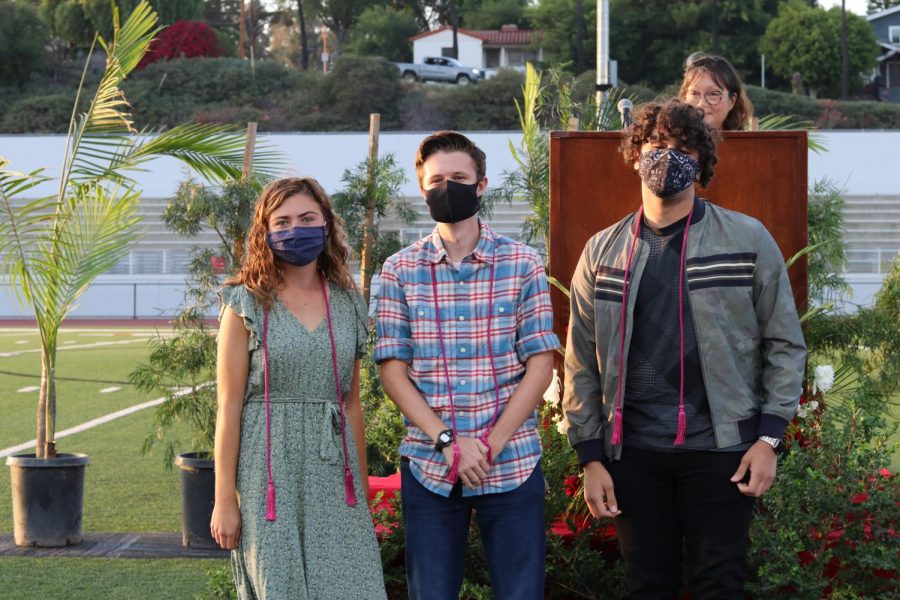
[{"left": 2, "top": 56, "right": 900, "bottom": 133}]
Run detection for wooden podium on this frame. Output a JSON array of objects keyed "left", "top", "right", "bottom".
[{"left": 548, "top": 130, "right": 809, "bottom": 343}]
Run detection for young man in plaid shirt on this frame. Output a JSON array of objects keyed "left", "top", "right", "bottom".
[{"left": 375, "top": 131, "right": 558, "bottom": 600}]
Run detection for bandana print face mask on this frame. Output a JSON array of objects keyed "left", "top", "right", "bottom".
[{"left": 638, "top": 148, "right": 700, "bottom": 198}]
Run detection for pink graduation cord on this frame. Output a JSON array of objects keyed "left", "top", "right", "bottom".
[
  {"left": 611, "top": 203, "right": 694, "bottom": 447},
  {"left": 261, "top": 273, "right": 358, "bottom": 522},
  {"left": 430, "top": 261, "right": 503, "bottom": 484}
]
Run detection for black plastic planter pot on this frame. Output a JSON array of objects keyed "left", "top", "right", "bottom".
[
  {"left": 175, "top": 452, "right": 217, "bottom": 549},
  {"left": 6, "top": 453, "right": 89, "bottom": 547}
]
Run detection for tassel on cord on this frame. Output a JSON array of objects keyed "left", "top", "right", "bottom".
[
  {"left": 611, "top": 407, "right": 624, "bottom": 445},
  {"left": 266, "top": 481, "right": 277, "bottom": 522},
  {"left": 343, "top": 465, "right": 358, "bottom": 507},
  {"left": 674, "top": 405, "right": 687, "bottom": 446},
  {"left": 447, "top": 442, "right": 460, "bottom": 483}
]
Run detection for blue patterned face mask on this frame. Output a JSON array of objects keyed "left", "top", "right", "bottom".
[
  {"left": 638, "top": 148, "right": 700, "bottom": 198},
  {"left": 266, "top": 225, "right": 326, "bottom": 266}
]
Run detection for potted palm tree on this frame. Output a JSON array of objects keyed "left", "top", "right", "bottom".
[{"left": 0, "top": 2, "right": 277, "bottom": 547}]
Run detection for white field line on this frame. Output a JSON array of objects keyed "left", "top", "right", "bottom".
[
  {"left": 0, "top": 337, "right": 173, "bottom": 358},
  {"left": 0, "top": 386, "right": 202, "bottom": 459}
]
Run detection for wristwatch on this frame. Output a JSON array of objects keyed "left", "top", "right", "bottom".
[
  {"left": 758, "top": 435, "right": 781, "bottom": 450},
  {"left": 434, "top": 429, "right": 454, "bottom": 453}
]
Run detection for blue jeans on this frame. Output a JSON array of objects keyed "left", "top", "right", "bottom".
[{"left": 401, "top": 460, "right": 546, "bottom": 600}]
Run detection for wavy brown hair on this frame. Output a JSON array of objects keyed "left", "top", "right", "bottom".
[
  {"left": 225, "top": 177, "right": 356, "bottom": 308},
  {"left": 679, "top": 52, "right": 754, "bottom": 131},
  {"left": 620, "top": 99, "right": 720, "bottom": 188}
]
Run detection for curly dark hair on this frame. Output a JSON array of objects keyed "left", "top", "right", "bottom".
[{"left": 620, "top": 99, "right": 720, "bottom": 188}]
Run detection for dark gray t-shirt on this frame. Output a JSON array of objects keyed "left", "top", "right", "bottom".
[{"left": 623, "top": 202, "right": 717, "bottom": 451}]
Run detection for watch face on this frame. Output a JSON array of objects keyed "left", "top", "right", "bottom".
[{"left": 439, "top": 431, "right": 452, "bottom": 444}]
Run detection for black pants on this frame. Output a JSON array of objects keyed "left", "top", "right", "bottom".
[{"left": 607, "top": 447, "right": 757, "bottom": 600}]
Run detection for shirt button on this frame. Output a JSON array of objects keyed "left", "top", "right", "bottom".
[
  {"left": 459, "top": 347, "right": 467, "bottom": 354},
  {"left": 458, "top": 281, "right": 465, "bottom": 286},
  {"left": 460, "top": 379, "right": 467, "bottom": 386},
  {"left": 458, "top": 315, "right": 465, "bottom": 321},
  {"left": 418, "top": 310, "right": 425, "bottom": 316},
  {"left": 498, "top": 307, "right": 505, "bottom": 313}
]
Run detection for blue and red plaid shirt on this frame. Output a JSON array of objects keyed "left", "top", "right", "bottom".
[{"left": 374, "top": 222, "right": 559, "bottom": 497}]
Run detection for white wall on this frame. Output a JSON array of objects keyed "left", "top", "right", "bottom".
[
  {"left": 412, "top": 30, "right": 483, "bottom": 68},
  {"left": 1, "top": 130, "right": 898, "bottom": 318}
]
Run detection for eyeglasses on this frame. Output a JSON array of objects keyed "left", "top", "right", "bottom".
[{"left": 683, "top": 89, "right": 728, "bottom": 106}]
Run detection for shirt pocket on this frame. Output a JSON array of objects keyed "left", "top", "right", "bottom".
[
  {"left": 409, "top": 304, "right": 441, "bottom": 359},
  {"left": 487, "top": 300, "right": 516, "bottom": 355}
]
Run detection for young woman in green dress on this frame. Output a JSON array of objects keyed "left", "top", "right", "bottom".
[{"left": 210, "top": 177, "right": 386, "bottom": 599}]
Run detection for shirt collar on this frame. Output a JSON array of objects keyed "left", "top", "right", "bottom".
[{"left": 426, "top": 220, "right": 497, "bottom": 265}]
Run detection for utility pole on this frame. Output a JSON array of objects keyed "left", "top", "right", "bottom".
[
  {"left": 841, "top": 0, "right": 849, "bottom": 99},
  {"left": 239, "top": 0, "right": 247, "bottom": 59},
  {"left": 298, "top": 0, "right": 309, "bottom": 70},
  {"left": 450, "top": 2, "right": 459, "bottom": 59},
  {"left": 595, "top": 0, "right": 610, "bottom": 114}
]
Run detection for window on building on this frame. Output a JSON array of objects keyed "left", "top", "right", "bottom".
[
  {"left": 890, "top": 26, "right": 900, "bottom": 44},
  {"left": 889, "top": 61, "right": 900, "bottom": 88},
  {"left": 485, "top": 48, "right": 500, "bottom": 68},
  {"left": 524, "top": 50, "right": 538, "bottom": 65},
  {"left": 441, "top": 48, "right": 456, "bottom": 59},
  {"left": 506, "top": 49, "right": 524, "bottom": 66}
]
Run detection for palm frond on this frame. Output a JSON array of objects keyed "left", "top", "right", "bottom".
[
  {"left": 755, "top": 114, "right": 827, "bottom": 154},
  {"left": 27, "top": 184, "right": 142, "bottom": 327},
  {"left": 66, "top": 1, "right": 160, "bottom": 187},
  {"left": 71, "top": 124, "right": 284, "bottom": 186}
]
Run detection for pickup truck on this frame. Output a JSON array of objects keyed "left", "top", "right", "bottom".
[{"left": 395, "top": 56, "right": 486, "bottom": 85}]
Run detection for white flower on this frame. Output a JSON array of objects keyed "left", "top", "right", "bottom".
[
  {"left": 543, "top": 369, "right": 561, "bottom": 407},
  {"left": 796, "top": 400, "right": 819, "bottom": 420},
  {"left": 555, "top": 417, "right": 568, "bottom": 435},
  {"left": 813, "top": 365, "right": 835, "bottom": 395}
]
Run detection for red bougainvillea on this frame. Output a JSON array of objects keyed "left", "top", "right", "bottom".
[{"left": 138, "top": 20, "right": 221, "bottom": 69}]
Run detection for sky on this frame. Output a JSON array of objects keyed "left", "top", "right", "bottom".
[{"left": 817, "top": 0, "right": 871, "bottom": 15}]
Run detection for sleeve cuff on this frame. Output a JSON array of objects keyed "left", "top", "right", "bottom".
[
  {"left": 373, "top": 340, "right": 413, "bottom": 364},
  {"left": 757, "top": 413, "right": 790, "bottom": 440},
  {"left": 516, "top": 331, "right": 561, "bottom": 363},
  {"left": 574, "top": 439, "right": 606, "bottom": 467}
]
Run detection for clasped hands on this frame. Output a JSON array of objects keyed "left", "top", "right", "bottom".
[{"left": 442, "top": 436, "right": 496, "bottom": 489}]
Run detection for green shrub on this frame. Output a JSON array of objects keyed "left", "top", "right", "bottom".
[
  {"left": 0, "top": 93, "right": 77, "bottom": 133},
  {"left": 398, "top": 87, "right": 449, "bottom": 131},
  {"left": 747, "top": 85, "right": 823, "bottom": 121},
  {"left": 318, "top": 55, "right": 403, "bottom": 130},
  {"left": 125, "top": 57, "right": 310, "bottom": 128},
  {"left": 816, "top": 99, "right": 900, "bottom": 130},
  {"left": 434, "top": 69, "right": 525, "bottom": 130}
]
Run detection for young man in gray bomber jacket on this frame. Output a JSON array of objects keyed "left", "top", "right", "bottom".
[{"left": 562, "top": 99, "right": 806, "bottom": 599}]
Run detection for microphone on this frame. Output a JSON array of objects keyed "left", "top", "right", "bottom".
[{"left": 618, "top": 99, "right": 634, "bottom": 129}]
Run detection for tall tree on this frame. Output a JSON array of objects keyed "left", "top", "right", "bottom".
[
  {"left": 867, "top": 0, "right": 900, "bottom": 13},
  {"left": 298, "top": 0, "right": 310, "bottom": 69},
  {"left": 761, "top": 2, "right": 879, "bottom": 98},
  {"left": 314, "top": 0, "right": 371, "bottom": 52},
  {"left": 0, "top": 1, "right": 49, "bottom": 86},
  {"left": 345, "top": 6, "right": 419, "bottom": 62}
]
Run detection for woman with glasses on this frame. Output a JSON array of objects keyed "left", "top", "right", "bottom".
[{"left": 680, "top": 52, "right": 754, "bottom": 131}]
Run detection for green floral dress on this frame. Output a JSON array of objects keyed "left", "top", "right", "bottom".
[{"left": 219, "top": 283, "right": 386, "bottom": 600}]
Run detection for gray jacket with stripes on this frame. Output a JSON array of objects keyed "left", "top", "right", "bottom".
[{"left": 562, "top": 200, "right": 807, "bottom": 463}]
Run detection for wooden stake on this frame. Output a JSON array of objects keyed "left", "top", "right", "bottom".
[
  {"left": 360, "top": 113, "right": 380, "bottom": 304},
  {"left": 242, "top": 121, "right": 258, "bottom": 181},
  {"left": 234, "top": 122, "right": 257, "bottom": 263}
]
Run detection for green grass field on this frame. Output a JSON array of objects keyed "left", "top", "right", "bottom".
[{"left": 0, "top": 327, "right": 226, "bottom": 598}]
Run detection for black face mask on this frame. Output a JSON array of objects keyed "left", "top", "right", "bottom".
[{"left": 425, "top": 180, "right": 481, "bottom": 224}]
